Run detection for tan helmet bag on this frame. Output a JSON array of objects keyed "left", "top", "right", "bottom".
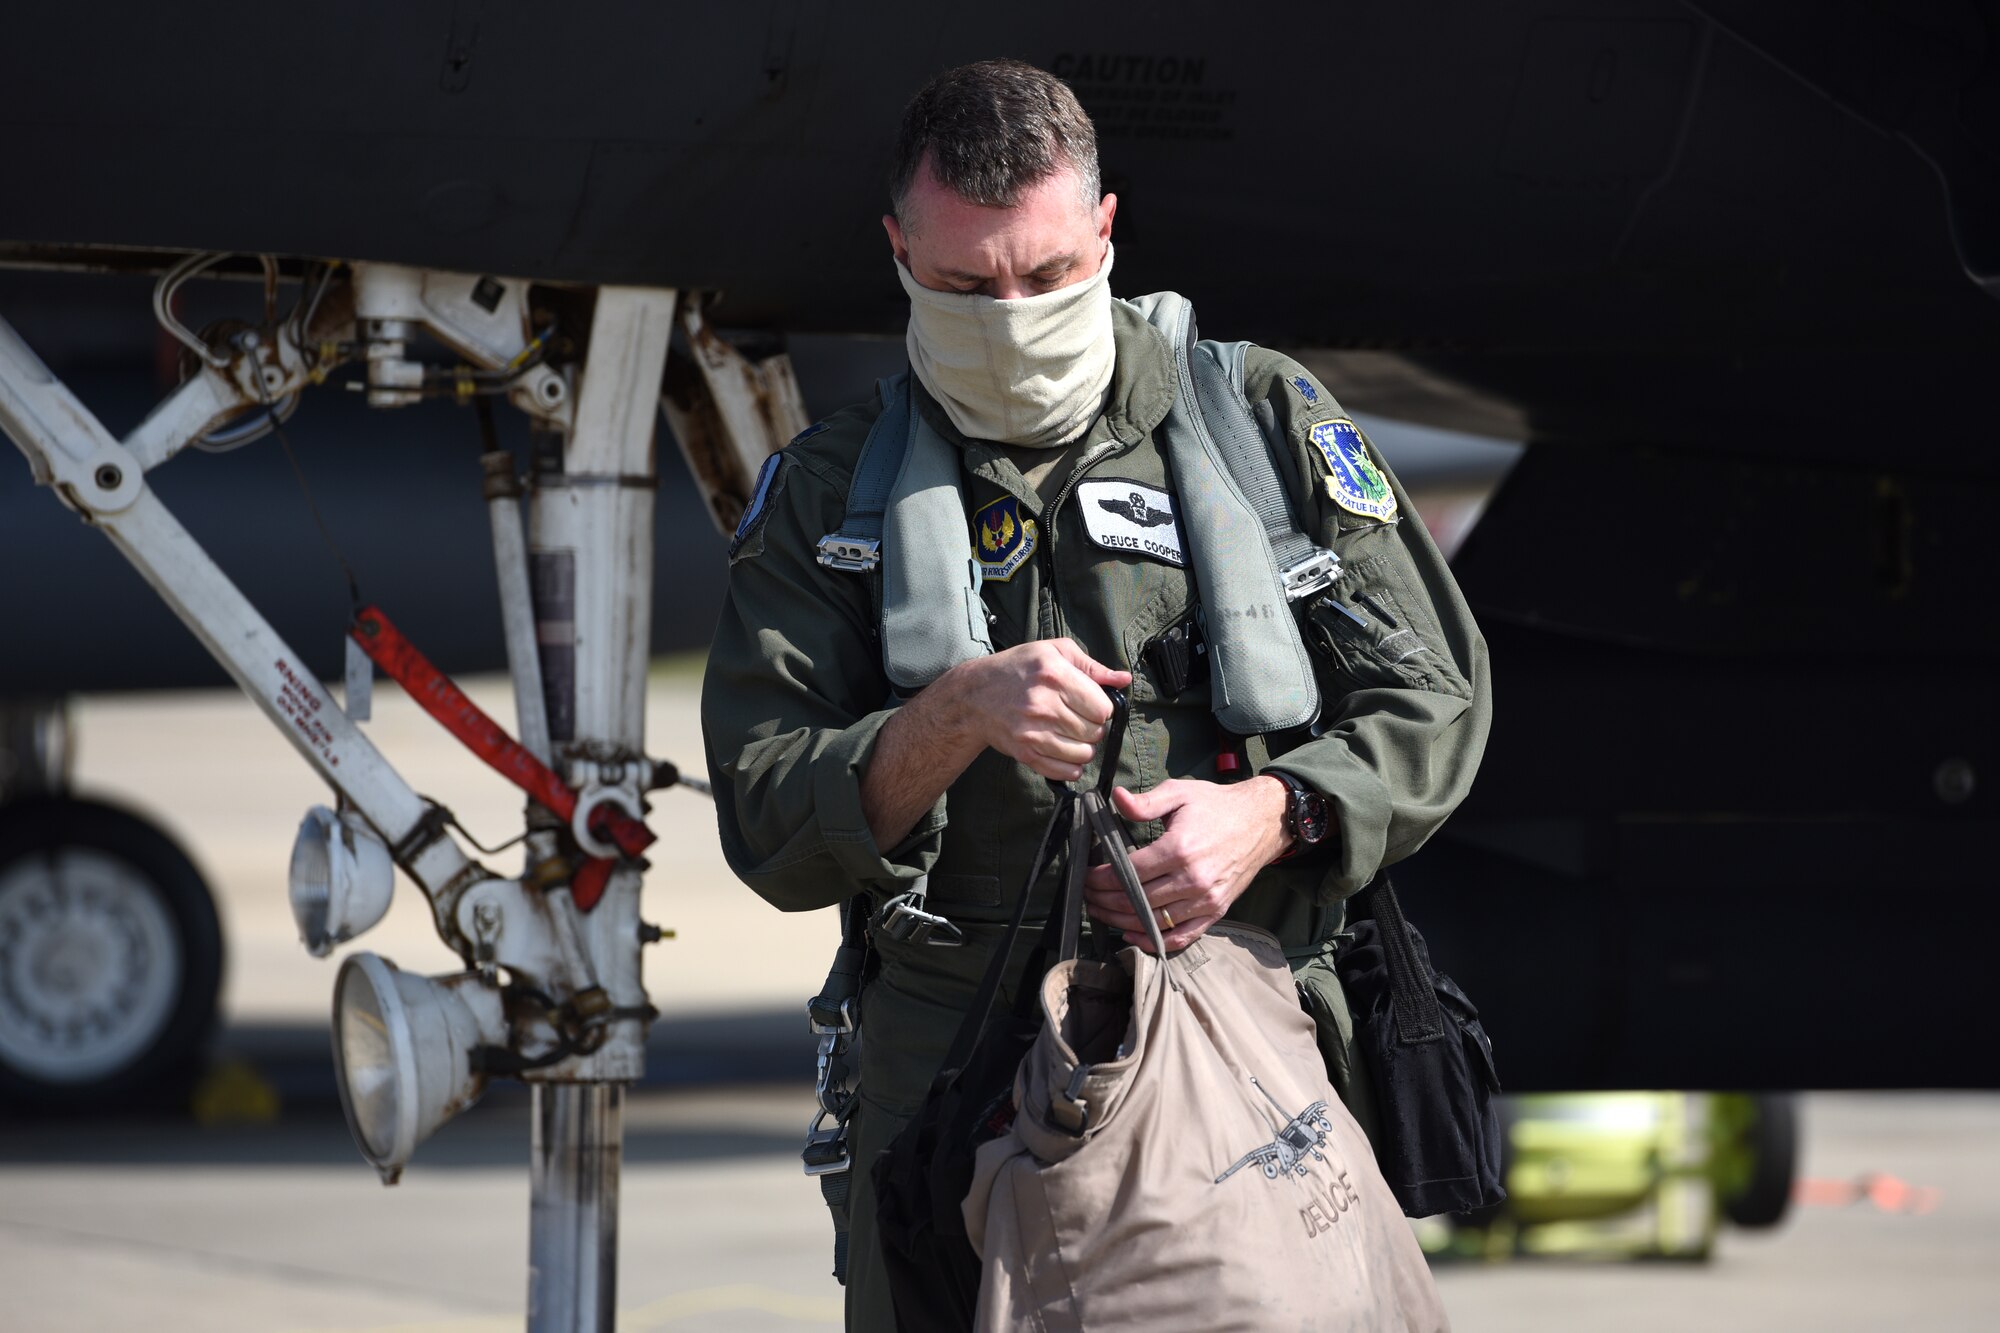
[{"left": 963, "top": 920, "right": 1450, "bottom": 1332}]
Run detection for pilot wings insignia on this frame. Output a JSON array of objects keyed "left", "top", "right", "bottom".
[
  {"left": 1076, "top": 478, "right": 1186, "bottom": 566},
  {"left": 1216, "top": 1076, "right": 1337, "bottom": 1184},
  {"left": 1096, "top": 491, "right": 1173, "bottom": 529}
]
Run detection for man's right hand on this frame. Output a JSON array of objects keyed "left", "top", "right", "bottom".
[
  {"left": 862, "top": 640, "right": 1131, "bottom": 847},
  {"left": 948, "top": 640, "right": 1133, "bottom": 783}
]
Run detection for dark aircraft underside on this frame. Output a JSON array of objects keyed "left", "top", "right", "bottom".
[{"left": 0, "top": 1, "right": 1993, "bottom": 1093}]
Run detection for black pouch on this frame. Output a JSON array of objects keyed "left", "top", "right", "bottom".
[
  {"left": 1143, "top": 613, "right": 1209, "bottom": 699},
  {"left": 1336, "top": 871, "right": 1506, "bottom": 1216}
]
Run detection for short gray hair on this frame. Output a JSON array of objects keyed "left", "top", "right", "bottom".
[{"left": 890, "top": 60, "right": 1101, "bottom": 230}]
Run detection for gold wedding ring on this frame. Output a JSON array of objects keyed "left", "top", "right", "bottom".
[{"left": 1158, "top": 907, "right": 1175, "bottom": 930}]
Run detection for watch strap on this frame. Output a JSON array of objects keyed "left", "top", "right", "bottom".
[{"left": 1265, "top": 768, "right": 1326, "bottom": 850}]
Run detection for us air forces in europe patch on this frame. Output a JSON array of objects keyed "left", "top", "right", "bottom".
[
  {"left": 974, "top": 494, "right": 1036, "bottom": 582},
  {"left": 1308, "top": 419, "right": 1399, "bottom": 522},
  {"left": 1077, "top": 478, "right": 1186, "bottom": 567}
]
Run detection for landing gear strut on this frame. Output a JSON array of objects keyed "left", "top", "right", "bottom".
[{"left": 0, "top": 257, "right": 800, "bottom": 1327}]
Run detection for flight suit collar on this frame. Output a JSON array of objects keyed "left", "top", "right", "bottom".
[{"left": 913, "top": 300, "right": 1178, "bottom": 516}]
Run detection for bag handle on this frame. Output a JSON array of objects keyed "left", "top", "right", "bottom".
[
  {"left": 1077, "top": 791, "right": 1174, "bottom": 977},
  {"left": 923, "top": 691, "right": 1186, "bottom": 1101},
  {"left": 1044, "top": 707, "right": 1179, "bottom": 1136},
  {"left": 1065, "top": 691, "right": 1173, "bottom": 971},
  {"left": 1036, "top": 686, "right": 1148, "bottom": 976}
]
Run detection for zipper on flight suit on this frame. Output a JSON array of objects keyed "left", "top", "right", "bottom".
[{"left": 1036, "top": 437, "right": 1121, "bottom": 641}]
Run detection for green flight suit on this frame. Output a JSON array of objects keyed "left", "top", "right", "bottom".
[{"left": 700, "top": 299, "right": 1490, "bottom": 1331}]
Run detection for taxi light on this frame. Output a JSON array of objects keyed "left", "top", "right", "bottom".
[
  {"left": 289, "top": 805, "right": 394, "bottom": 957},
  {"left": 331, "top": 953, "right": 504, "bottom": 1184}
]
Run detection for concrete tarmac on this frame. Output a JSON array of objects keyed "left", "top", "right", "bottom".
[
  {"left": 0, "top": 1086, "right": 841, "bottom": 1333},
  {"left": 5, "top": 677, "right": 1994, "bottom": 1331},
  {"left": 4, "top": 1088, "right": 1997, "bottom": 1332}
]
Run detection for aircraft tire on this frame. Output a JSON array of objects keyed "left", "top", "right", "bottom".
[
  {"left": 1721, "top": 1092, "right": 1798, "bottom": 1230},
  {"left": 0, "top": 796, "right": 223, "bottom": 1113}
]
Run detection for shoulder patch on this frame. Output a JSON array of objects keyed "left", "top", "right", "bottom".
[
  {"left": 787, "top": 420, "right": 830, "bottom": 448},
  {"left": 1287, "top": 374, "right": 1320, "bottom": 405},
  {"left": 973, "top": 494, "right": 1037, "bottom": 582},
  {"left": 728, "top": 452, "right": 784, "bottom": 559},
  {"left": 1077, "top": 478, "right": 1186, "bottom": 567},
  {"left": 1308, "top": 420, "right": 1399, "bottom": 522}
]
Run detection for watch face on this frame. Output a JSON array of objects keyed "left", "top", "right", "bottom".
[{"left": 1294, "top": 792, "right": 1330, "bottom": 845}]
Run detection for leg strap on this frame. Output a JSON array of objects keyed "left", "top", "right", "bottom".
[{"left": 803, "top": 894, "right": 871, "bottom": 1283}]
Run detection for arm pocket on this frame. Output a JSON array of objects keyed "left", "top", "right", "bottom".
[{"left": 1305, "top": 574, "right": 1471, "bottom": 701}]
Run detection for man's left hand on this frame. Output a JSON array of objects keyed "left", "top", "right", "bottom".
[{"left": 1081, "top": 776, "right": 1292, "bottom": 953}]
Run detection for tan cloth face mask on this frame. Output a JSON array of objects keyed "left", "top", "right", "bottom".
[{"left": 898, "top": 243, "right": 1116, "bottom": 448}]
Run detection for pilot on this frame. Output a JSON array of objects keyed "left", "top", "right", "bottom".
[{"left": 700, "top": 58, "right": 1489, "bottom": 1329}]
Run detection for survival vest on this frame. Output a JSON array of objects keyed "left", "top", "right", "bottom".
[{"left": 815, "top": 291, "right": 1341, "bottom": 736}]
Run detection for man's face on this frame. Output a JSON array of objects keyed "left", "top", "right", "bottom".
[{"left": 885, "top": 156, "right": 1116, "bottom": 300}]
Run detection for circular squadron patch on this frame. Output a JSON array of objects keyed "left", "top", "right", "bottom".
[
  {"left": 1308, "top": 419, "right": 1398, "bottom": 522},
  {"left": 974, "top": 494, "right": 1037, "bottom": 582}
]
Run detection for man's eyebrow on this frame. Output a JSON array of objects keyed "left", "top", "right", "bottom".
[{"left": 936, "top": 252, "right": 1081, "bottom": 286}]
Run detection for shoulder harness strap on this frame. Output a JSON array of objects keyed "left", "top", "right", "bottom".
[
  {"left": 1188, "top": 335, "right": 1340, "bottom": 600},
  {"left": 817, "top": 371, "right": 992, "bottom": 691},
  {"left": 814, "top": 374, "right": 910, "bottom": 573},
  {"left": 1128, "top": 291, "right": 1334, "bottom": 733}
]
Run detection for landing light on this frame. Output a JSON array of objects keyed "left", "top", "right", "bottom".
[
  {"left": 331, "top": 953, "right": 505, "bottom": 1184},
  {"left": 289, "top": 805, "right": 393, "bottom": 957}
]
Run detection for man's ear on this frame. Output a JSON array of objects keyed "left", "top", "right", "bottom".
[
  {"left": 1097, "top": 192, "right": 1118, "bottom": 244},
  {"left": 883, "top": 213, "right": 910, "bottom": 267}
]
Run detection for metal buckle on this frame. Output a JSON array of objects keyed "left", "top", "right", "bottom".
[
  {"left": 801, "top": 1109, "right": 851, "bottom": 1177},
  {"left": 1281, "top": 550, "right": 1341, "bottom": 601},
  {"left": 810, "top": 995, "right": 859, "bottom": 1120},
  {"left": 814, "top": 1028, "right": 855, "bottom": 1112},
  {"left": 874, "top": 891, "right": 965, "bottom": 947},
  {"left": 815, "top": 534, "right": 881, "bottom": 572}
]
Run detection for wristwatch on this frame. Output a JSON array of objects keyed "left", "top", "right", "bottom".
[{"left": 1267, "top": 770, "right": 1330, "bottom": 851}]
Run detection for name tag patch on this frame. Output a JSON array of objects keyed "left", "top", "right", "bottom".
[{"left": 1078, "top": 479, "right": 1186, "bottom": 567}]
